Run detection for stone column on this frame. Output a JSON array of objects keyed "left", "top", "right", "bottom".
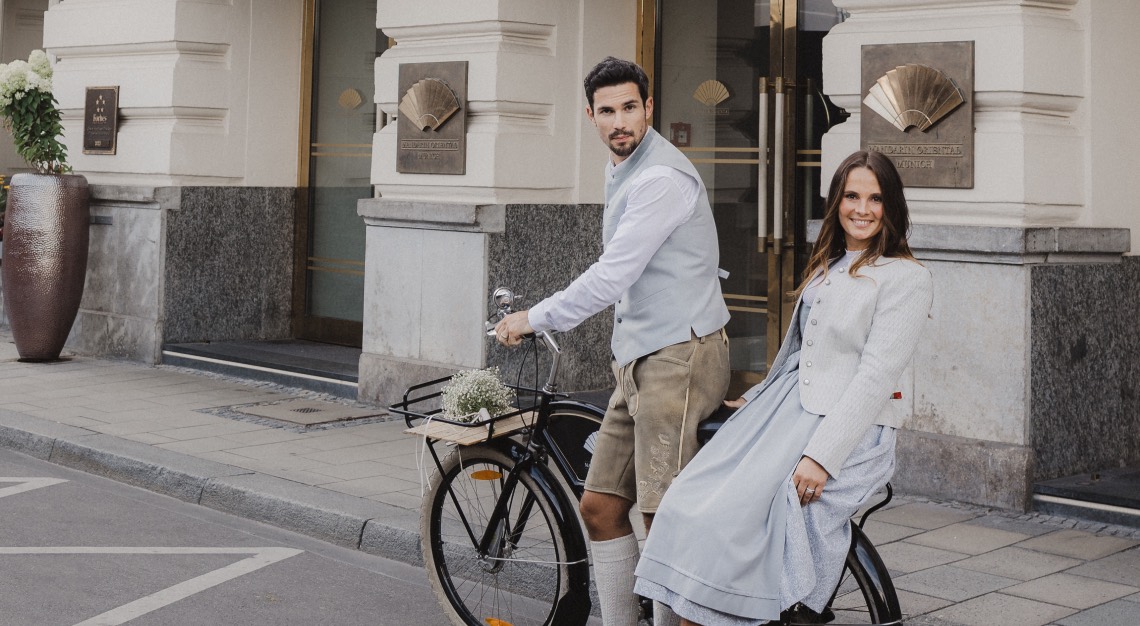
[
  {"left": 822, "top": 1, "right": 1138, "bottom": 510},
  {"left": 359, "top": 0, "right": 633, "bottom": 404},
  {"left": 39, "top": 0, "right": 302, "bottom": 361}
]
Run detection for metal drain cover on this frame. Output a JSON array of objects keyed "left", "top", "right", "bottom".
[{"left": 234, "top": 399, "right": 384, "bottom": 426}]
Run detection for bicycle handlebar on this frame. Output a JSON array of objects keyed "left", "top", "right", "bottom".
[{"left": 489, "top": 287, "right": 563, "bottom": 393}]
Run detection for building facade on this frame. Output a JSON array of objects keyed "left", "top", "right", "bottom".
[{"left": 1, "top": 0, "right": 1138, "bottom": 512}]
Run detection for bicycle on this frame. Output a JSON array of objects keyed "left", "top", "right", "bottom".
[{"left": 390, "top": 288, "right": 903, "bottom": 626}]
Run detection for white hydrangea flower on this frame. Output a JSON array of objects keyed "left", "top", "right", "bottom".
[
  {"left": 440, "top": 367, "right": 515, "bottom": 421},
  {"left": 28, "top": 50, "right": 51, "bottom": 80}
]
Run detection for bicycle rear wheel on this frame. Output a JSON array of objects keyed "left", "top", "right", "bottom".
[
  {"left": 812, "top": 523, "right": 901, "bottom": 625},
  {"left": 421, "top": 444, "right": 585, "bottom": 626}
]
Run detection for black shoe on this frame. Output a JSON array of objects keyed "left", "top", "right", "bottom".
[{"left": 779, "top": 603, "right": 834, "bottom": 625}]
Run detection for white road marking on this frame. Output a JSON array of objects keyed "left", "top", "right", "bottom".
[
  {"left": 0, "top": 547, "right": 303, "bottom": 626},
  {"left": 0, "top": 477, "right": 68, "bottom": 498}
]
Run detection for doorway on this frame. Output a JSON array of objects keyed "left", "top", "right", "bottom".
[
  {"left": 644, "top": 0, "right": 848, "bottom": 394},
  {"left": 295, "top": 0, "right": 388, "bottom": 346}
]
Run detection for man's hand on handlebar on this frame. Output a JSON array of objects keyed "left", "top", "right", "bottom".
[{"left": 494, "top": 310, "right": 533, "bottom": 347}]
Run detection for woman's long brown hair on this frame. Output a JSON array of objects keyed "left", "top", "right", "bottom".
[{"left": 796, "top": 150, "right": 916, "bottom": 297}]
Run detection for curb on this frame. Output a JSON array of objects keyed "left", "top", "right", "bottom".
[{"left": 0, "top": 408, "right": 424, "bottom": 566}]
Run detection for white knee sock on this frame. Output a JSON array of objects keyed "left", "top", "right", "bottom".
[
  {"left": 654, "top": 600, "right": 682, "bottom": 626},
  {"left": 591, "top": 534, "right": 641, "bottom": 626}
]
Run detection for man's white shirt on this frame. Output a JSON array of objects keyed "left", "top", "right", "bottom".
[{"left": 528, "top": 161, "right": 701, "bottom": 334}]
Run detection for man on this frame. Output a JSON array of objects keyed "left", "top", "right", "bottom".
[{"left": 494, "top": 57, "right": 730, "bottom": 626}]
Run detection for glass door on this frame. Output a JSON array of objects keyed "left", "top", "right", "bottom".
[
  {"left": 649, "top": 0, "right": 847, "bottom": 395},
  {"left": 294, "top": 0, "right": 388, "bottom": 346}
]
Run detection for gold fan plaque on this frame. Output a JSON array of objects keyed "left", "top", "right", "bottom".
[
  {"left": 396, "top": 61, "right": 468, "bottom": 175},
  {"left": 861, "top": 42, "right": 974, "bottom": 188}
]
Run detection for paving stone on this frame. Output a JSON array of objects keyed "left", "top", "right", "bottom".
[
  {"left": 968, "top": 513, "right": 1064, "bottom": 537},
  {"left": 894, "top": 565, "right": 1020, "bottom": 601},
  {"left": 157, "top": 437, "right": 243, "bottom": 455},
  {"left": 894, "top": 588, "right": 954, "bottom": 617},
  {"left": 928, "top": 592, "right": 1075, "bottom": 626},
  {"left": 1055, "top": 599, "right": 1140, "bottom": 625},
  {"left": 321, "top": 475, "right": 420, "bottom": 498},
  {"left": 1002, "top": 572, "right": 1137, "bottom": 609},
  {"left": 954, "top": 546, "right": 1083, "bottom": 581},
  {"left": 218, "top": 428, "right": 309, "bottom": 446},
  {"left": 1126, "top": 591, "right": 1140, "bottom": 603},
  {"left": 309, "top": 460, "right": 393, "bottom": 481},
  {"left": 862, "top": 519, "right": 926, "bottom": 544},
  {"left": 1016, "top": 529, "right": 1138, "bottom": 560},
  {"left": 907, "top": 521, "right": 1030, "bottom": 555},
  {"left": 1067, "top": 546, "right": 1140, "bottom": 586},
  {"left": 871, "top": 502, "right": 981, "bottom": 530},
  {"left": 877, "top": 541, "right": 970, "bottom": 573}
]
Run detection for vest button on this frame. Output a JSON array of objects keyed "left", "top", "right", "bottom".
[
  {"left": 617, "top": 317, "right": 623, "bottom": 323},
  {"left": 811, "top": 319, "right": 817, "bottom": 325},
  {"left": 803, "top": 379, "right": 810, "bottom": 385},
  {"left": 824, "top": 279, "right": 831, "bottom": 285},
  {"left": 806, "top": 339, "right": 814, "bottom": 346}
]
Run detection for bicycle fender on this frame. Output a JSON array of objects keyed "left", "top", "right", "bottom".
[
  {"left": 849, "top": 521, "right": 902, "bottom": 621},
  {"left": 488, "top": 438, "right": 593, "bottom": 622}
]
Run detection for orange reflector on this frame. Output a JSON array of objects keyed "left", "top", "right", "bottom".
[
  {"left": 485, "top": 619, "right": 513, "bottom": 626},
  {"left": 470, "top": 470, "right": 503, "bottom": 481}
]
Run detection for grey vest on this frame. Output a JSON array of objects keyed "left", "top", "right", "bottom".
[{"left": 604, "top": 127, "right": 730, "bottom": 366}]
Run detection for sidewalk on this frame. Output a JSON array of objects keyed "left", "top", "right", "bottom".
[{"left": 1, "top": 332, "right": 1137, "bottom": 626}]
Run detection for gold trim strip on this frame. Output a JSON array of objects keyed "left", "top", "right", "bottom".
[
  {"left": 690, "top": 158, "right": 761, "bottom": 165},
  {"left": 308, "top": 256, "right": 365, "bottom": 266},
  {"left": 727, "top": 306, "right": 766, "bottom": 314},
  {"left": 310, "top": 152, "right": 372, "bottom": 158},
  {"left": 798, "top": 149, "right": 822, "bottom": 155},
  {"left": 724, "top": 294, "right": 768, "bottom": 303},
  {"left": 307, "top": 266, "right": 366, "bottom": 277},
  {"left": 796, "top": 161, "right": 822, "bottom": 167},
  {"left": 678, "top": 147, "right": 760, "bottom": 153},
  {"left": 311, "top": 143, "right": 372, "bottom": 148}
]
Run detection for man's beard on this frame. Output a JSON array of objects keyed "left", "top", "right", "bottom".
[{"left": 609, "top": 132, "right": 640, "bottom": 158}]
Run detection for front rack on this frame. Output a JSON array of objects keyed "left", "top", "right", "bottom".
[{"left": 389, "top": 374, "right": 555, "bottom": 445}]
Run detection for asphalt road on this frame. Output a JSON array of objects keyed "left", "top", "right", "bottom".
[{"left": 0, "top": 448, "right": 449, "bottom": 626}]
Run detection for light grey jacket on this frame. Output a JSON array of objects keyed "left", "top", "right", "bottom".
[{"left": 745, "top": 256, "right": 933, "bottom": 478}]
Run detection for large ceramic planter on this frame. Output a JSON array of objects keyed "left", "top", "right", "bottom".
[{"left": 0, "top": 173, "right": 89, "bottom": 361}]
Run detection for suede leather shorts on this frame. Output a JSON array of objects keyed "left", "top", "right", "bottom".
[{"left": 584, "top": 328, "right": 730, "bottom": 513}]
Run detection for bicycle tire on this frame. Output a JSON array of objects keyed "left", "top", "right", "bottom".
[
  {"left": 812, "top": 523, "right": 901, "bottom": 625},
  {"left": 422, "top": 444, "right": 590, "bottom": 626}
]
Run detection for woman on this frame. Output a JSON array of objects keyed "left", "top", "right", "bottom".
[{"left": 634, "top": 150, "right": 933, "bottom": 626}]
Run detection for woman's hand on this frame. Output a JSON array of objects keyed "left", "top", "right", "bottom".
[
  {"left": 723, "top": 397, "right": 746, "bottom": 409},
  {"left": 793, "top": 456, "right": 829, "bottom": 506}
]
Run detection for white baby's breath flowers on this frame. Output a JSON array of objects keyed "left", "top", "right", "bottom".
[{"left": 440, "top": 367, "right": 514, "bottom": 422}]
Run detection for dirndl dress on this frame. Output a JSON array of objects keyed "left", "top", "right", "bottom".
[{"left": 633, "top": 302, "right": 897, "bottom": 625}]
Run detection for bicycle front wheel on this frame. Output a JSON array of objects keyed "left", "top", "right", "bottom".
[{"left": 421, "top": 444, "right": 582, "bottom": 626}]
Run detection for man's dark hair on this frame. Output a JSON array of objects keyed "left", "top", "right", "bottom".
[{"left": 583, "top": 56, "right": 650, "bottom": 109}]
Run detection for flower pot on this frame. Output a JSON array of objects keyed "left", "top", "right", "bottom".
[{"left": 0, "top": 173, "right": 89, "bottom": 361}]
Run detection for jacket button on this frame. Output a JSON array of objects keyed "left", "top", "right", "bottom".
[
  {"left": 824, "top": 279, "right": 831, "bottom": 285},
  {"left": 811, "top": 319, "right": 818, "bottom": 325},
  {"left": 617, "top": 317, "right": 623, "bottom": 323},
  {"left": 803, "top": 379, "right": 810, "bottom": 385},
  {"left": 815, "top": 298, "right": 821, "bottom": 304},
  {"left": 806, "top": 339, "right": 813, "bottom": 346},
  {"left": 806, "top": 361, "right": 812, "bottom": 367},
  {"left": 839, "top": 267, "right": 846, "bottom": 273}
]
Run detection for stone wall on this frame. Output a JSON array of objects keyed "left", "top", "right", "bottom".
[
  {"left": 1030, "top": 256, "right": 1140, "bottom": 480},
  {"left": 486, "top": 204, "right": 612, "bottom": 393},
  {"left": 163, "top": 187, "right": 294, "bottom": 344},
  {"left": 62, "top": 185, "right": 294, "bottom": 363}
]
